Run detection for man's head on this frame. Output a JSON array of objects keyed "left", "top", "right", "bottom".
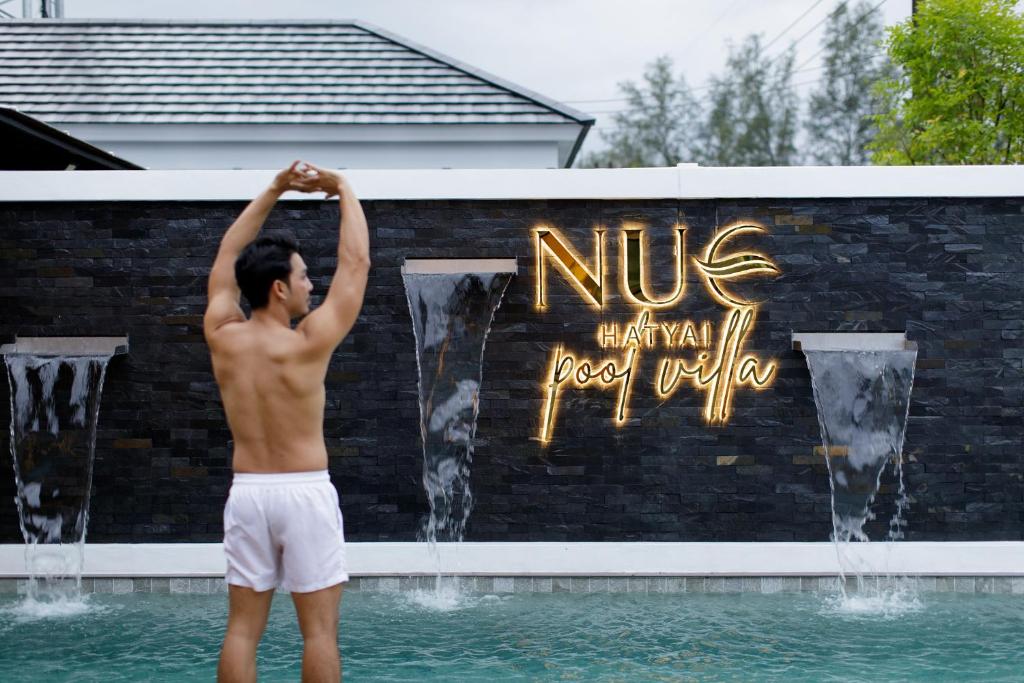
[{"left": 235, "top": 235, "right": 313, "bottom": 318}]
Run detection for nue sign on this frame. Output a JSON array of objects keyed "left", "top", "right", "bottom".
[{"left": 534, "top": 222, "right": 781, "bottom": 443}]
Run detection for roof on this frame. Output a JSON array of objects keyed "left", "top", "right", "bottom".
[
  {"left": 0, "top": 19, "right": 595, "bottom": 128},
  {"left": 0, "top": 106, "right": 142, "bottom": 170}
]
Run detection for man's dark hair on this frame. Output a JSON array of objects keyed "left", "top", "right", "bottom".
[{"left": 235, "top": 235, "right": 302, "bottom": 309}]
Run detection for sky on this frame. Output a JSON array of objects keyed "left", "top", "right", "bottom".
[{"left": 58, "top": 0, "right": 917, "bottom": 158}]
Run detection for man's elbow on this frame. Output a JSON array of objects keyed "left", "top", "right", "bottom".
[{"left": 343, "top": 252, "right": 371, "bottom": 271}]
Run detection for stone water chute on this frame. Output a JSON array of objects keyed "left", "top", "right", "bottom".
[
  {"left": 401, "top": 259, "right": 515, "bottom": 544},
  {"left": 1, "top": 336, "right": 127, "bottom": 592},
  {"left": 794, "top": 332, "right": 917, "bottom": 591}
]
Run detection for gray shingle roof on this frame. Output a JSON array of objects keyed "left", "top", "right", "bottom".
[{"left": 0, "top": 19, "right": 595, "bottom": 126}]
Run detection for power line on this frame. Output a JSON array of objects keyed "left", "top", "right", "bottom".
[
  {"left": 565, "top": 54, "right": 872, "bottom": 106},
  {"left": 766, "top": 0, "right": 852, "bottom": 61},
  {"left": 565, "top": 0, "right": 832, "bottom": 105},
  {"left": 566, "top": 0, "right": 891, "bottom": 108},
  {"left": 582, "top": 64, "right": 886, "bottom": 117},
  {"left": 567, "top": 65, "right": 825, "bottom": 104},
  {"left": 679, "top": 0, "right": 748, "bottom": 60},
  {"left": 695, "top": 0, "right": 748, "bottom": 36},
  {"left": 564, "top": 96, "right": 635, "bottom": 104},
  {"left": 794, "top": 0, "right": 889, "bottom": 71},
  {"left": 762, "top": 0, "right": 830, "bottom": 52}
]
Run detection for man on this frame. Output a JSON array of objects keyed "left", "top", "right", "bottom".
[{"left": 203, "top": 161, "right": 370, "bottom": 682}]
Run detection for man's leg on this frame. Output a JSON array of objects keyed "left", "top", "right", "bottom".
[
  {"left": 218, "top": 585, "right": 275, "bottom": 683},
  {"left": 291, "top": 583, "right": 344, "bottom": 682}
]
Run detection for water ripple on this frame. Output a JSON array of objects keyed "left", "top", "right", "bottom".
[{"left": 0, "top": 591, "right": 1021, "bottom": 681}]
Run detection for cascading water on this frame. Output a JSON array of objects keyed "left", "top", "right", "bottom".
[
  {"left": 402, "top": 260, "right": 515, "bottom": 550},
  {"left": 2, "top": 338, "right": 124, "bottom": 606},
  {"left": 797, "top": 333, "right": 917, "bottom": 606}
]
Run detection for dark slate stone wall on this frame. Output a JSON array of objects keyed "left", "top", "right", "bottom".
[{"left": 1, "top": 197, "right": 1021, "bottom": 543}]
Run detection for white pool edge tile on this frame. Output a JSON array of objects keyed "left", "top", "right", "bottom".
[
  {"left": 0, "top": 575, "right": 1017, "bottom": 594},
  {"left": 4, "top": 542, "right": 1022, "bottom": 578},
  {"left": 1, "top": 542, "right": 1021, "bottom": 596}
]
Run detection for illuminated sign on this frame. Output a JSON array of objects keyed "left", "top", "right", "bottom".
[{"left": 535, "top": 222, "right": 779, "bottom": 442}]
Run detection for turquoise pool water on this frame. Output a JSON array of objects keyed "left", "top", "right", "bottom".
[{"left": 1, "top": 588, "right": 1022, "bottom": 681}]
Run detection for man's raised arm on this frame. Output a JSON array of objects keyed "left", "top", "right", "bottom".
[
  {"left": 298, "top": 165, "right": 371, "bottom": 352},
  {"left": 203, "top": 161, "right": 317, "bottom": 335}
]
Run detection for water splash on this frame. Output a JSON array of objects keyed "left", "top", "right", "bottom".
[
  {"left": 4, "top": 355, "right": 110, "bottom": 605},
  {"left": 0, "top": 592, "right": 107, "bottom": 622},
  {"left": 821, "top": 576, "right": 924, "bottom": 619},
  {"left": 803, "top": 349, "right": 916, "bottom": 597},
  {"left": 403, "top": 577, "right": 478, "bottom": 612},
  {"left": 402, "top": 272, "right": 513, "bottom": 545}
]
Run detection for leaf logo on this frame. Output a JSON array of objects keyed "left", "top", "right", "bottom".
[{"left": 694, "top": 224, "right": 780, "bottom": 308}]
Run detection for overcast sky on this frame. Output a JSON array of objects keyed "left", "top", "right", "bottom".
[{"left": 62, "top": 0, "right": 917, "bottom": 157}]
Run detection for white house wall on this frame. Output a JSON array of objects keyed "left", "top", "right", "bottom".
[
  {"left": 59, "top": 123, "right": 584, "bottom": 170},
  {"left": 85, "top": 140, "right": 559, "bottom": 171}
]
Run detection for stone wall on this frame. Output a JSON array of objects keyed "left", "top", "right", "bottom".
[{"left": 1, "top": 197, "right": 1021, "bottom": 542}]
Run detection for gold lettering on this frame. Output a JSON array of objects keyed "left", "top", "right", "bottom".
[
  {"left": 599, "top": 323, "right": 618, "bottom": 348},
  {"left": 621, "top": 226, "right": 687, "bottom": 308},
  {"left": 694, "top": 223, "right": 779, "bottom": 308},
  {"left": 624, "top": 324, "right": 642, "bottom": 346},
  {"left": 539, "top": 345, "right": 574, "bottom": 443},
  {"left": 644, "top": 322, "right": 658, "bottom": 346},
  {"left": 575, "top": 361, "right": 594, "bottom": 384},
  {"left": 535, "top": 220, "right": 781, "bottom": 442},
  {"left": 612, "top": 346, "right": 638, "bottom": 422},
  {"left": 680, "top": 323, "right": 699, "bottom": 348},
  {"left": 535, "top": 227, "right": 605, "bottom": 309},
  {"left": 652, "top": 307, "right": 774, "bottom": 425},
  {"left": 538, "top": 344, "right": 639, "bottom": 441},
  {"left": 623, "top": 310, "right": 652, "bottom": 348},
  {"left": 660, "top": 322, "right": 680, "bottom": 346},
  {"left": 738, "top": 356, "right": 776, "bottom": 387},
  {"left": 705, "top": 308, "right": 751, "bottom": 423}
]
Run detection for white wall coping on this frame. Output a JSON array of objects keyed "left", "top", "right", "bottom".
[
  {"left": 0, "top": 165, "right": 1022, "bottom": 202},
  {"left": 403, "top": 258, "right": 518, "bottom": 274},
  {"left": 0, "top": 336, "right": 129, "bottom": 357},
  {"left": 792, "top": 332, "right": 912, "bottom": 352},
  {"left": 1, "top": 542, "right": 1021, "bottom": 578}
]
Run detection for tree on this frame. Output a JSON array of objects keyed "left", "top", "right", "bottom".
[
  {"left": 869, "top": 0, "right": 1024, "bottom": 165},
  {"left": 805, "top": 1, "right": 890, "bottom": 165},
  {"left": 696, "top": 34, "right": 799, "bottom": 166},
  {"left": 578, "top": 57, "right": 701, "bottom": 168}
]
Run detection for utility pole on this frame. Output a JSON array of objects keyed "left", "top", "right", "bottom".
[{"left": 21, "top": 0, "right": 62, "bottom": 17}]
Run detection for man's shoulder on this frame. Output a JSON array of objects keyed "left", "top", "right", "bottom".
[
  {"left": 210, "top": 323, "right": 319, "bottom": 361},
  {"left": 205, "top": 318, "right": 252, "bottom": 350}
]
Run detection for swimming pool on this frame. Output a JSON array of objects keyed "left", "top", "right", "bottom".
[{"left": 1, "top": 587, "right": 1021, "bottom": 681}]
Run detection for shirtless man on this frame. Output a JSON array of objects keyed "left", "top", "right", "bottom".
[{"left": 203, "top": 161, "right": 370, "bottom": 682}]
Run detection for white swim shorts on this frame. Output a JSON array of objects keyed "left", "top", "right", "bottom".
[{"left": 223, "top": 470, "right": 349, "bottom": 593}]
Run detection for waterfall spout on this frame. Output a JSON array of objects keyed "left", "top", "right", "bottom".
[
  {"left": 793, "top": 332, "right": 917, "bottom": 590},
  {"left": 2, "top": 336, "right": 127, "bottom": 602},
  {"left": 402, "top": 260, "right": 515, "bottom": 545}
]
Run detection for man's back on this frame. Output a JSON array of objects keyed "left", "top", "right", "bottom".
[
  {"left": 202, "top": 162, "right": 369, "bottom": 478},
  {"left": 209, "top": 321, "right": 329, "bottom": 473},
  {"left": 206, "top": 162, "right": 370, "bottom": 682}
]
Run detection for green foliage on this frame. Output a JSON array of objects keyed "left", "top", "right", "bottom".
[
  {"left": 578, "top": 57, "right": 700, "bottom": 168},
  {"left": 805, "top": 1, "right": 890, "bottom": 165},
  {"left": 697, "top": 35, "right": 799, "bottom": 166},
  {"left": 870, "top": 0, "right": 1024, "bottom": 165}
]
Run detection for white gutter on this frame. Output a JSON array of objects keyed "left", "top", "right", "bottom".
[
  {"left": 0, "top": 165, "right": 1021, "bottom": 202},
  {"left": 1, "top": 542, "right": 1022, "bottom": 578}
]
